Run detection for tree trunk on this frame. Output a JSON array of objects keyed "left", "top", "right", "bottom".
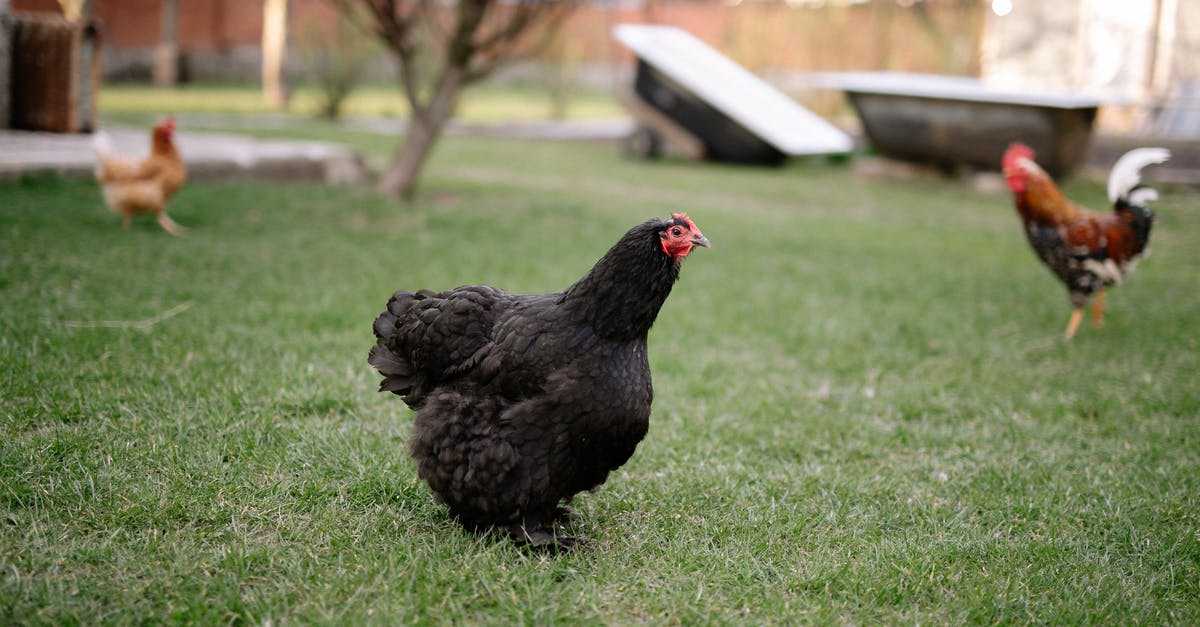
[
  {"left": 343, "top": 0, "right": 576, "bottom": 199},
  {"left": 377, "top": 69, "right": 465, "bottom": 199}
]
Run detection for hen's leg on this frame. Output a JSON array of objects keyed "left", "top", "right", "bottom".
[
  {"left": 510, "top": 524, "right": 582, "bottom": 553},
  {"left": 1064, "top": 308, "right": 1084, "bottom": 340},
  {"left": 121, "top": 212, "right": 132, "bottom": 230},
  {"left": 1091, "top": 289, "right": 1106, "bottom": 328}
]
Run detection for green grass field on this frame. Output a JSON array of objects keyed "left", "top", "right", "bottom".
[
  {"left": 99, "top": 82, "right": 625, "bottom": 124},
  {"left": 2, "top": 135, "right": 1199, "bottom": 623}
]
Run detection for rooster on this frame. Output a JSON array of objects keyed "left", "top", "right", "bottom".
[
  {"left": 369, "top": 214, "right": 709, "bottom": 549},
  {"left": 1002, "top": 143, "right": 1169, "bottom": 339},
  {"left": 93, "top": 116, "right": 188, "bottom": 237}
]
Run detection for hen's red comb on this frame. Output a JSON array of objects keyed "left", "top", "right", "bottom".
[
  {"left": 671, "top": 212, "right": 697, "bottom": 230},
  {"left": 1003, "top": 142, "right": 1035, "bottom": 170}
]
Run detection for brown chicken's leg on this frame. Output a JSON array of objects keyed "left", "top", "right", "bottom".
[
  {"left": 121, "top": 212, "right": 132, "bottom": 230},
  {"left": 1091, "top": 289, "right": 1106, "bottom": 328},
  {"left": 1064, "top": 308, "right": 1084, "bottom": 340}
]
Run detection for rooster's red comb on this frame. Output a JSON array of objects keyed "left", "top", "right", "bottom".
[{"left": 1003, "top": 142, "right": 1035, "bottom": 171}]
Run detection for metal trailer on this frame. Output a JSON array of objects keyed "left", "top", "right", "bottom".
[
  {"left": 829, "top": 72, "right": 1103, "bottom": 178},
  {"left": 612, "top": 25, "right": 853, "bottom": 165}
]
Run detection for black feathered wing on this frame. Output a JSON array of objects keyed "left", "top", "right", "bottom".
[{"left": 369, "top": 285, "right": 510, "bottom": 408}]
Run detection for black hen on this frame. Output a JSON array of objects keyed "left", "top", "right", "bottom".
[{"left": 369, "top": 214, "right": 708, "bottom": 549}]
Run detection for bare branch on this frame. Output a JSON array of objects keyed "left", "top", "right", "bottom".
[
  {"left": 395, "top": 48, "right": 427, "bottom": 120},
  {"left": 52, "top": 302, "right": 194, "bottom": 332},
  {"left": 449, "top": 0, "right": 487, "bottom": 68},
  {"left": 336, "top": 0, "right": 429, "bottom": 117},
  {"left": 465, "top": 1, "right": 577, "bottom": 83},
  {"left": 334, "top": 0, "right": 578, "bottom": 197}
]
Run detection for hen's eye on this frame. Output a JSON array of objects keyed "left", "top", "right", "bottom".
[{"left": 671, "top": 227, "right": 683, "bottom": 237}]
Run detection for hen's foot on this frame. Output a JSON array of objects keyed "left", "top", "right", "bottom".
[{"left": 510, "top": 525, "right": 585, "bottom": 553}]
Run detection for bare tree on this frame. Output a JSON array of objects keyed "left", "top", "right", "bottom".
[
  {"left": 333, "top": 0, "right": 576, "bottom": 199},
  {"left": 296, "top": 10, "right": 380, "bottom": 121}
]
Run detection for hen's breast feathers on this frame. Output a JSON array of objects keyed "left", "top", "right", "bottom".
[{"left": 100, "top": 180, "right": 167, "bottom": 214}]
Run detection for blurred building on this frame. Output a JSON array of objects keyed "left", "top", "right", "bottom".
[
  {"left": 10, "top": 0, "right": 332, "bottom": 82},
  {"left": 9, "top": 0, "right": 984, "bottom": 83},
  {"left": 6, "top": 0, "right": 1196, "bottom": 135},
  {"left": 982, "top": 0, "right": 1199, "bottom": 135}
]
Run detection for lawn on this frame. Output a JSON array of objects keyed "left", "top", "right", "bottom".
[
  {"left": 2, "top": 134, "right": 1199, "bottom": 624},
  {"left": 99, "top": 82, "right": 625, "bottom": 125}
]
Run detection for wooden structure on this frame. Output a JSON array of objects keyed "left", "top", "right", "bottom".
[{"left": 9, "top": 12, "right": 101, "bottom": 132}]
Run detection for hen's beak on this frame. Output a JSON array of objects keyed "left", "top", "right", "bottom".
[{"left": 692, "top": 233, "right": 711, "bottom": 248}]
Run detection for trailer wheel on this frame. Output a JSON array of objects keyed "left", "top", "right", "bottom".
[{"left": 622, "top": 126, "right": 662, "bottom": 160}]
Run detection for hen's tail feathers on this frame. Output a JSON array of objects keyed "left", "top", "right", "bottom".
[
  {"left": 369, "top": 290, "right": 427, "bottom": 397},
  {"left": 156, "top": 213, "right": 189, "bottom": 238},
  {"left": 92, "top": 131, "right": 113, "bottom": 158},
  {"left": 1107, "top": 147, "right": 1170, "bottom": 205},
  {"left": 368, "top": 343, "right": 413, "bottom": 395},
  {"left": 92, "top": 131, "right": 113, "bottom": 178}
]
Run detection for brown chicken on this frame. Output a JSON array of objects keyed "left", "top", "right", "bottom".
[
  {"left": 1002, "top": 143, "right": 1169, "bottom": 339},
  {"left": 93, "top": 117, "right": 188, "bottom": 236}
]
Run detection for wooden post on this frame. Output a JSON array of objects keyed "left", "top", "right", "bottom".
[
  {"left": 153, "top": 0, "right": 179, "bottom": 86},
  {"left": 1, "top": 0, "right": 11, "bottom": 129},
  {"left": 57, "top": 0, "right": 94, "bottom": 20},
  {"left": 262, "top": 0, "right": 289, "bottom": 108}
]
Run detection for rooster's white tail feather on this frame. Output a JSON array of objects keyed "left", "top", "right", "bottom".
[{"left": 1107, "top": 147, "right": 1170, "bottom": 204}]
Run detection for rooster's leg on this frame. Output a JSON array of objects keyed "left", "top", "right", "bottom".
[
  {"left": 1091, "top": 290, "right": 1106, "bottom": 328},
  {"left": 1064, "top": 308, "right": 1084, "bottom": 340}
]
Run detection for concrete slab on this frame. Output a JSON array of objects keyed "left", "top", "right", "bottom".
[
  {"left": 0, "top": 125, "right": 368, "bottom": 184},
  {"left": 0, "top": 117, "right": 634, "bottom": 184}
]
